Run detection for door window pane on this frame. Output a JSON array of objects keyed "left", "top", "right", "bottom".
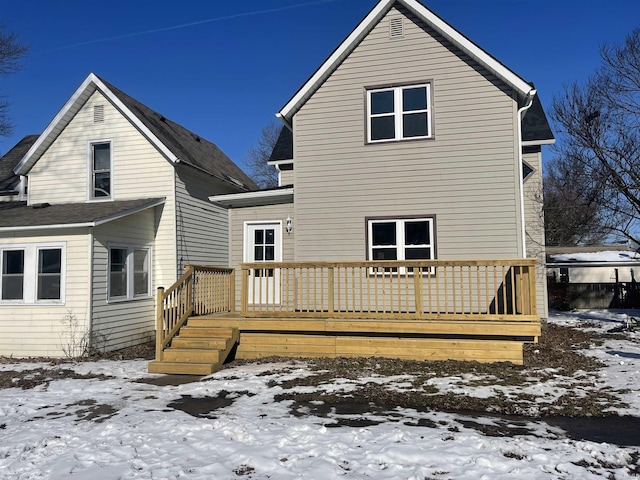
[
  {"left": 265, "top": 229, "right": 275, "bottom": 245},
  {"left": 265, "top": 246, "right": 275, "bottom": 261},
  {"left": 254, "top": 246, "right": 263, "bottom": 261},
  {"left": 37, "top": 249, "right": 61, "bottom": 300},
  {"left": 2, "top": 250, "right": 24, "bottom": 300},
  {"left": 254, "top": 230, "right": 264, "bottom": 245}
]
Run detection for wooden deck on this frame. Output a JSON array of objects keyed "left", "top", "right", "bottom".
[{"left": 148, "top": 260, "right": 541, "bottom": 375}]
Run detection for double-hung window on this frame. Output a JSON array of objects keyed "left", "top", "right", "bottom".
[
  {"left": 367, "top": 84, "right": 432, "bottom": 143},
  {"left": 108, "top": 246, "right": 151, "bottom": 301},
  {"left": 367, "top": 217, "right": 435, "bottom": 273},
  {"left": 90, "top": 142, "right": 112, "bottom": 199},
  {"left": 0, "top": 245, "right": 64, "bottom": 303}
]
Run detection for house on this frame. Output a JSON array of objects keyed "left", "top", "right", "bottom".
[
  {"left": 0, "top": 73, "right": 256, "bottom": 358},
  {"left": 547, "top": 246, "right": 640, "bottom": 309},
  {"left": 149, "top": 0, "right": 554, "bottom": 372},
  {"left": 0, "top": 134, "right": 38, "bottom": 201}
]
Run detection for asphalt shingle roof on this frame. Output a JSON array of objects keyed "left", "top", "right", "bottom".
[
  {"left": 269, "top": 127, "right": 293, "bottom": 162},
  {"left": 0, "top": 135, "right": 39, "bottom": 192},
  {"left": 98, "top": 77, "right": 258, "bottom": 191},
  {"left": 0, "top": 198, "right": 164, "bottom": 229}
]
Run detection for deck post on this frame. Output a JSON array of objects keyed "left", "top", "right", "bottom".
[
  {"left": 156, "top": 287, "right": 165, "bottom": 361},
  {"left": 413, "top": 269, "right": 423, "bottom": 314},
  {"left": 528, "top": 262, "right": 537, "bottom": 316},
  {"left": 230, "top": 269, "right": 236, "bottom": 312},
  {"left": 241, "top": 268, "right": 249, "bottom": 314},
  {"left": 328, "top": 267, "right": 335, "bottom": 313}
]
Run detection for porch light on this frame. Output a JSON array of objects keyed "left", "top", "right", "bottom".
[{"left": 286, "top": 216, "right": 293, "bottom": 235}]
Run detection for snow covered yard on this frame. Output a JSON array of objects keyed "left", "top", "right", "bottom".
[{"left": 0, "top": 311, "right": 639, "bottom": 479}]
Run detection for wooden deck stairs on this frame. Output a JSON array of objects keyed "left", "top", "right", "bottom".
[{"left": 148, "top": 322, "right": 239, "bottom": 375}]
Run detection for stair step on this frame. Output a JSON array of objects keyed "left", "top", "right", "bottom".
[
  {"left": 171, "top": 337, "right": 230, "bottom": 349},
  {"left": 180, "top": 326, "right": 237, "bottom": 338},
  {"left": 148, "top": 361, "right": 219, "bottom": 375},
  {"left": 163, "top": 348, "right": 224, "bottom": 363}
]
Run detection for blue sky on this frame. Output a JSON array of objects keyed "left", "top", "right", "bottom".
[{"left": 1, "top": 0, "right": 639, "bottom": 172}]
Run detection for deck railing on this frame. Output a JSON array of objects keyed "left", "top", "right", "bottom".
[
  {"left": 240, "top": 259, "right": 537, "bottom": 321},
  {"left": 155, "top": 265, "right": 234, "bottom": 360}
]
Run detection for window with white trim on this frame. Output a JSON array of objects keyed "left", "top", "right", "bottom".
[
  {"left": 367, "top": 217, "right": 435, "bottom": 273},
  {"left": 367, "top": 84, "right": 431, "bottom": 142},
  {"left": 108, "top": 246, "right": 151, "bottom": 301},
  {"left": 90, "top": 142, "right": 112, "bottom": 199},
  {"left": 0, "top": 244, "right": 65, "bottom": 303}
]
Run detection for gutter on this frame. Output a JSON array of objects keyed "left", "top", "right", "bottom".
[{"left": 517, "top": 89, "right": 536, "bottom": 258}]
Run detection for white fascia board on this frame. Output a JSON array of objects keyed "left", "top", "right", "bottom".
[
  {"left": 278, "top": 0, "right": 533, "bottom": 122},
  {"left": 14, "top": 73, "right": 178, "bottom": 176},
  {"left": 209, "top": 187, "right": 294, "bottom": 204},
  {"left": 267, "top": 159, "right": 294, "bottom": 166},
  {"left": 14, "top": 74, "right": 97, "bottom": 175},
  {"left": 522, "top": 139, "right": 556, "bottom": 146},
  {"left": 279, "top": 0, "right": 393, "bottom": 121}
]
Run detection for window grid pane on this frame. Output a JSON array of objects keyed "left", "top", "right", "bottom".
[
  {"left": 134, "top": 249, "right": 149, "bottom": 296},
  {"left": 37, "top": 249, "right": 62, "bottom": 300},
  {"left": 2, "top": 250, "right": 24, "bottom": 300},
  {"left": 110, "top": 248, "right": 128, "bottom": 298}
]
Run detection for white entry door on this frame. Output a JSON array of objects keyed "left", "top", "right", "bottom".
[{"left": 245, "top": 222, "right": 282, "bottom": 305}]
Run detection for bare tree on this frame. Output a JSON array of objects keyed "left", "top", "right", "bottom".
[
  {"left": 543, "top": 152, "right": 613, "bottom": 246},
  {"left": 244, "top": 120, "right": 281, "bottom": 189},
  {"left": 552, "top": 28, "right": 640, "bottom": 245},
  {"left": 0, "top": 27, "right": 28, "bottom": 137}
]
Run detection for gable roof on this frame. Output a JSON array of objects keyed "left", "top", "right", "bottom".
[
  {"left": 0, "top": 134, "right": 38, "bottom": 194},
  {"left": 278, "top": 0, "right": 535, "bottom": 127},
  {"left": 14, "top": 74, "right": 257, "bottom": 191},
  {"left": 522, "top": 94, "right": 555, "bottom": 144},
  {"left": 0, "top": 197, "right": 165, "bottom": 231}
]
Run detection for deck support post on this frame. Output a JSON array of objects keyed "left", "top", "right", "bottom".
[{"left": 156, "top": 287, "right": 165, "bottom": 361}]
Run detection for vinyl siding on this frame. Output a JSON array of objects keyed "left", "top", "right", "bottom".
[
  {"left": 523, "top": 149, "right": 548, "bottom": 318},
  {"left": 293, "top": 5, "right": 522, "bottom": 263},
  {"left": 174, "top": 166, "right": 235, "bottom": 273},
  {"left": 92, "top": 208, "right": 158, "bottom": 351},
  {"left": 27, "top": 89, "right": 178, "bottom": 290},
  {"left": 229, "top": 205, "right": 295, "bottom": 311},
  {"left": 0, "top": 229, "right": 91, "bottom": 357},
  {"left": 279, "top": 168, "right": 294, "bottom": 187}
]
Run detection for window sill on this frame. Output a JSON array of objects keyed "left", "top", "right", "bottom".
[{"left": 107, "top": 295, "right": 152, "bottom": 304}]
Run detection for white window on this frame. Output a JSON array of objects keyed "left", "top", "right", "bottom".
[
  {"left": 90, "top": 141, "right": 112, "bottom": 200},
  {"left": 108, "top": 246, "right": 151, "bottom": 301},
  {"left": 368, "top": 217, "right": 435, "bottom": 273},
  {"left": 367, "top": 84, "right": 432, "bottom": 143},
  {"left": 0, "top": 244, "right": 65, "bottom": 303}
]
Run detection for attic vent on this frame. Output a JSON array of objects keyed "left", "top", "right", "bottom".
[
  {"left": 94, "top": 105, "right": 104, "bottom": 123},
  {"left": 389, "top": 18, "right": 404, "bottom": 39}
]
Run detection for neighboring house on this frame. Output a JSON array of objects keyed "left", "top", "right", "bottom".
[
  {"left": 0, "top": 73, "right": 256, "bottom": 357},
  {"left": 547, "top": 246, "right": 640, "bottom": 309},
  {"left": 210, "top": 0, "right": 554, "bottom": 318}
]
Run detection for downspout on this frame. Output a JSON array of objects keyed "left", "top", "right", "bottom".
[{"left": 517, "top": 89, "right": 536, "bottom": 258}]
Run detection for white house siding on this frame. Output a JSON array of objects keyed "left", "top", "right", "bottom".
[
  {"left": 27, "top": 89, "right": 178, "bottom": 291},
  {"left": 523, "top": 149, "right": 548, "bottom": 318},
  {"left": 293, "top": 5, "right": 522, "bottom": 266},
  {"left": 0, "top": 229, "right": 91, "bottom": 357},
  {"left": 174, "top": 166, "right": 235, "bottom": 274},
  {"left": 229, "top": 205, "right": 295, "bottom": 311},
  {"left": 92, "top": 208, "right": 158, "bottom": 351}
]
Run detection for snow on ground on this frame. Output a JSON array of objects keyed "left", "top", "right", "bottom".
[{"left": 0, "top": 311, "right": 638, "bottom": 479}]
